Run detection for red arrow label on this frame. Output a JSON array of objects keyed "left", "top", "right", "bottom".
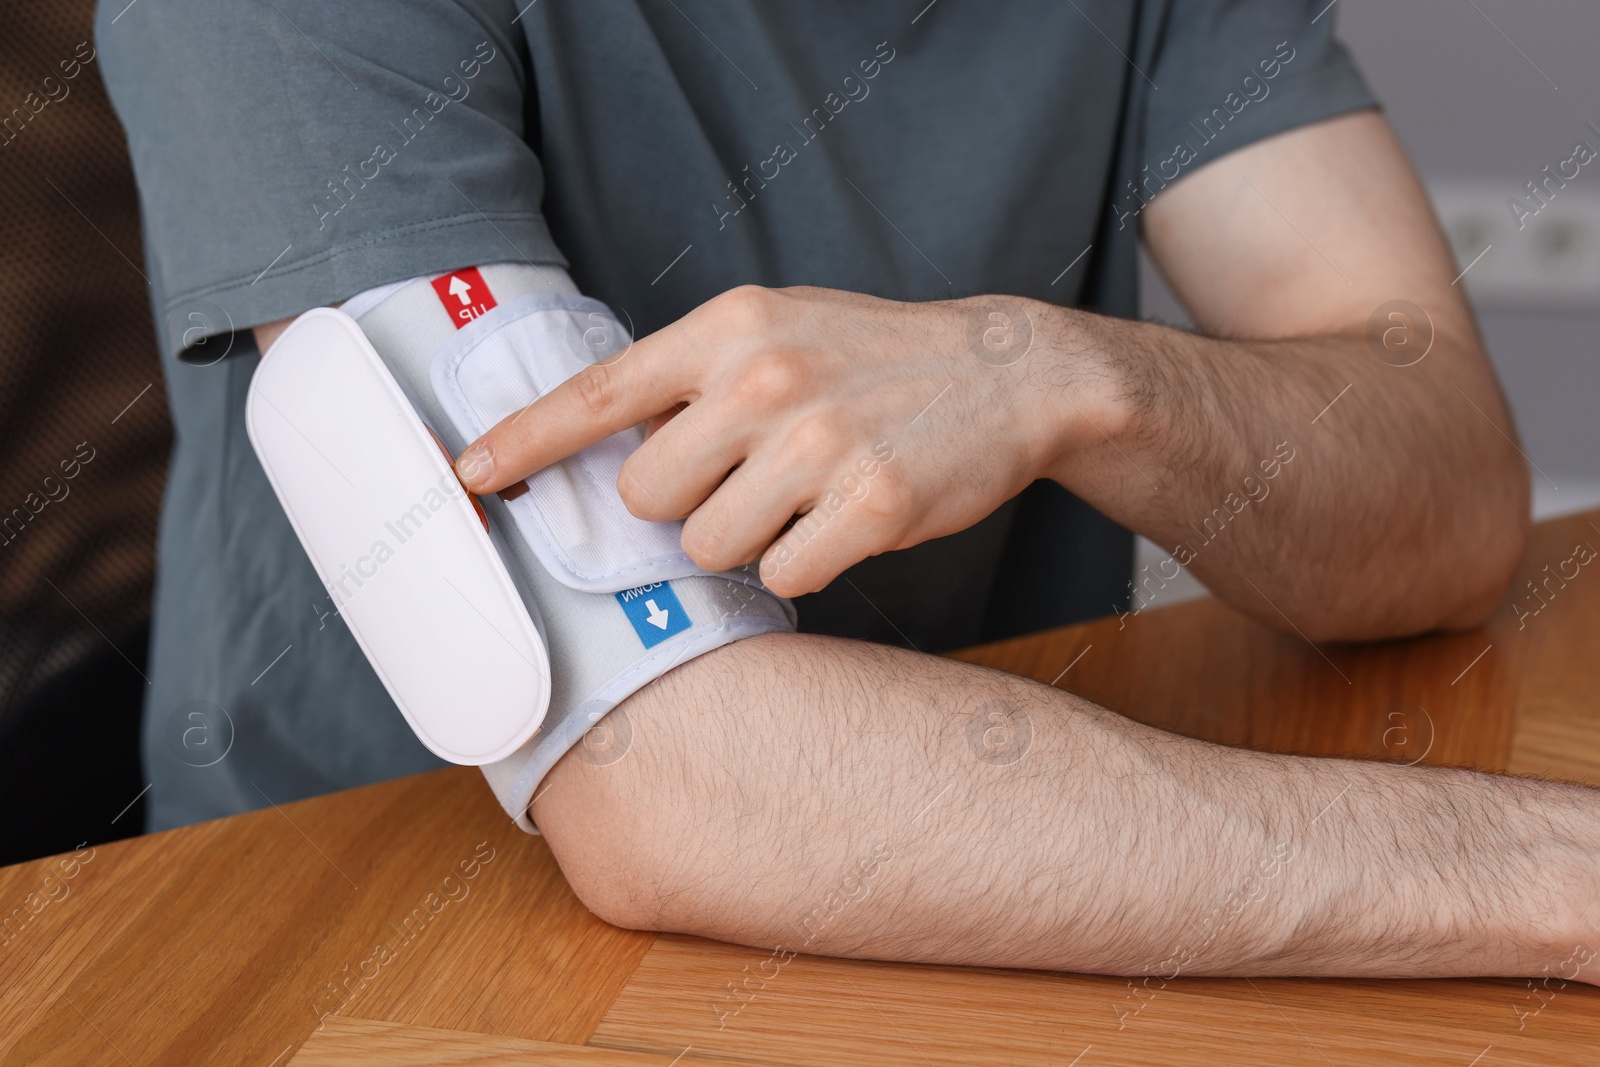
[{"left": 430, "top": 266, "right": 497, "bottom": 329}]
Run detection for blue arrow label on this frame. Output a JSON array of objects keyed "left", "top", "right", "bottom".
[{"left": 614, "top": 581, "right": 691, "bottom": 648}]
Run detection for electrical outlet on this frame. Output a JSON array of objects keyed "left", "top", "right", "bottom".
[{"left": 1428, "top": 181, "right": 1600, "bottom": 308}]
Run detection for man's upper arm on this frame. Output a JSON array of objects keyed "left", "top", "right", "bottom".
[
  {"left": 1142, "top": 111, "right": 1484, "bottom": 370},
  {"left": 1117, "top": 2, "right": 1489, "bottom": 371},
  {"left": 97, "top": 0, "right": 561, "bottom": 361}
]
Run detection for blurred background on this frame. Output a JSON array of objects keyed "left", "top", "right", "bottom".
[{"left": 2, "top": 0, "right": 1596, "bottom": 864}]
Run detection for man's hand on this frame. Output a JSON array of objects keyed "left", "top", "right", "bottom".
[
  {"left": 458, "top": 110, "right": 1528, "bottom": 640},
  {"left": 454, "top": 285, "right": 1126, "bottom": 597}
]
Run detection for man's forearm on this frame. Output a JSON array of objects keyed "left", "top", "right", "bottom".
[
  {"left": 1029, "top": 307, "right": 1530, "bottom": 640},
  {"left": 532, "top": 633, "right": 1596, "bottom": 980}
]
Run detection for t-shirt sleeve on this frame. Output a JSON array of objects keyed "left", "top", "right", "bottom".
[
  {"left": 1138, "top": 1, "right": 1377, "bottom": 191},
  {"left": 97, "top": 0, "right": 564, "bottom": 361}
]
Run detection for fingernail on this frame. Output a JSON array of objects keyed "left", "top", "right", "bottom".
[{"left": 457, "top": 442, "right": 495, "bottom": 488}]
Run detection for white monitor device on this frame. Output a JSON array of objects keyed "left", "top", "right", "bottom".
[{"left": 245, "top": 309, "right": 550, "bottom": 765}]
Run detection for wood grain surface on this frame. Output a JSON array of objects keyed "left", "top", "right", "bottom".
[
  {"left": 290, "top": 1017, "right": 726, "bottom": 1066},
  {"left": 3, "top": 509, "right": 1597, "bottom": 1066}
]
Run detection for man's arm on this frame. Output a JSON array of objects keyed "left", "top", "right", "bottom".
[
  {"left": 1091, "top": 109, "right": 1528, "bottom": 639},
  {"left": 533, "top": 631, "right": 1598, "bottom": 981},
  {"left": 457, "top": 110, "right": 1526, "bottom": 642}
]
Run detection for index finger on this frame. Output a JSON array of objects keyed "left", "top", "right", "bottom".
[{"left": 454, "top": 328, "right": 690, "bottom": 493}]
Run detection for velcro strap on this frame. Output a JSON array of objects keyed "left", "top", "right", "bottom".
[{"left": 431, "top": 294, "right": 731, "bottom": 594}]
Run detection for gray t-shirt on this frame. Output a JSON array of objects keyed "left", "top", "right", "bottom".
[{"left": 99, "top": 0, "right": 1374, "bottom": 829}]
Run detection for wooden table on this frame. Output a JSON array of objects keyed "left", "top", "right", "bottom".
[{"left": 5, "top": 509, "right": 1599, "bottom": 1066}]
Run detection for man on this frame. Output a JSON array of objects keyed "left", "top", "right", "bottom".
[{"left": 101, "top": 1, "right": 1594, "bottom": 982}]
